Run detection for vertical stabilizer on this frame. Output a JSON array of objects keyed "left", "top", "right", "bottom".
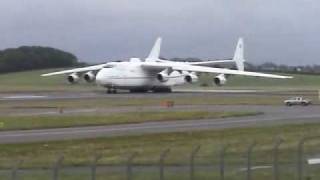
[
  {"left": 233, "top": 38, "right": 245, "bottom": 71},
  {"left": 146, "top": 37, "right": 162, "bottom": 61}
]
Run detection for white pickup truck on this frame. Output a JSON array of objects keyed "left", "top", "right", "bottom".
[{"left": 284, "top": 97, "right": 311, "bottom": 106}]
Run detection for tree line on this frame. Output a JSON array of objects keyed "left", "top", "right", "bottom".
[
  {"left": 1, "top": 47, "right": 319, "bottom": 75},
  {"left": 245, "top": 62, "right": 320, "bottom": 75},
  {"left": 0, "top": 46, "right": 78, "bottom": 73}
]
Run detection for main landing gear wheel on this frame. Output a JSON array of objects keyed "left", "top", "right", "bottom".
[
  {"left": 152, "top": 87, "right": 172, "bottom": 93},
  {"left": 129, "top": 89, "right": 149, "bottom": 93},
  {"left": 107, "top": 88, "right": 117, "bottom": 94}
]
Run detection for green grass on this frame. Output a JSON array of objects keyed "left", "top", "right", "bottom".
[
  {"left": 227, "top": 73, "right": 320, "bottom": 89},
  {"left": 1, "top": 91, "right": 318, "bottom": 110},
  {"left": 0, "top": 69, "right": 98, "bottom": 92},
  {"left": 0, "top": 111, "right": 259, "bottom": 131},
  {"left": 0, "top": 122, "right": 319, "bottom": 180},
  {"left": 187, "top": 72, "right": 320, "bottom": 90},
  {"left": 1, "top": 69, "right": 320, "bottom": 179},
  {"left": 1, "top": 69, "right": 320, "bottom": 92},
  {"left": 0, "top": 122, "right": 318, "bottom": 167},
  {"left": 1, "top": 96, "right": 275, "bottom": 109}
]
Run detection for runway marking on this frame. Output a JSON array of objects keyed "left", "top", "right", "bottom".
[
  {"left": 2, "top": 95, "right": 47, "bottom": 100},
  {"left": 308, "top": 158, "right": 320, "bottom": 165},
  {"left": 174, "top": 89, "right": 260, "bottom": 93},
  {"left": 238, "top": 166, "right": 272, "bottom": 172},
  {"left": 14, "top": 109, "right": 96, "bottom": 116}
]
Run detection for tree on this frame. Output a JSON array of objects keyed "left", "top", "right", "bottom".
[{"left": 0, "top": 46, "right": 78, "bottom": 73}]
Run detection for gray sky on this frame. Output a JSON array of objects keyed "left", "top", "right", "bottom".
[{"left": 0, "top": 0, "right": 319, "bottom": 65}]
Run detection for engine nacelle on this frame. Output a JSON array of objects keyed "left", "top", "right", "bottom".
[
  {"left": 156, "top": 72, "right": 169, "bottom": 82},
  {"left": 83, "top": 71, "right": 95, "bottom": 83},
  {"left": 214, "top": 74, "right": 227, "bottom": 86},
  {"left": 184, "top": 73, "right": 199, "bottom": 84},
  {"left": 67, "top": 73, "right": 80, "bottom": 84}
]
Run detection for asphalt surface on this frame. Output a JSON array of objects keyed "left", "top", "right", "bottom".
[
  {"left": 0, "top": 104, "right": 319, "bottom": 144},
  {"left": 0, "top": 90, "right": 319, "bottom": 144},
  {"left": 0, "top": 89, "right": 316, "bottom": 101}
]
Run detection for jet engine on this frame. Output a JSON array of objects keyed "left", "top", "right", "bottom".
[
  {"left": 214, "top": 74, "right": 227, "bottom": 86},
  {"left": 184, "top": 73, "right": 198, "bottom": 83},
  {"left": 83, "top": 71, "right": 95, "bottom": 83},
  {"left": 67, "top": 73, "right": 80, "bottom": 84},
  {"left": 156, "top": 72, "right": 169, "bottom": 82}
]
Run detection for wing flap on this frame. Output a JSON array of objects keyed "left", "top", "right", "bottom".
[
  {"left": 188, "top": 59, "right": 234, "bottom": 65},
  {"left": 172, "top": 65, "right": 292, "bottom": 79}
]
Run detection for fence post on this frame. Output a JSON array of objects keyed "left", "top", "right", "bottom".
[
  {"left": 298, "top": 137, "right": 306, "bottom": 180},
  {"left": 11, "top": 160, "right": 23, "bottom": 180},
  {"left": 273, "top": 138, "right": 283, "bottom": 180},
  {"left": 53, "top": 155, "right": 64, "bottom": 180},
  {"left": 190, "top": 145, "right": 201, "bottom": 180},
  {"left": 91, "top": 154, "right": 102, "bottom": 180},
  {"left": 126, "top": 152, "right": 138, "bottom": 180},
  {"left": 246, "top": 141, "right": 257, "bottom": 180},
  {"left": 219, "top": 145, "right": 228, "bottom": 180},
  {"left": 297, "top": 136, "right": 320, "bottom": 180},
  {"left": 159, "top": 149, "right": 170, "bottom": 180}
]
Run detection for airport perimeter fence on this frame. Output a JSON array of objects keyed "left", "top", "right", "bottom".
[{"left": 0, "top": 136, "right": 320, "bottom": 180}]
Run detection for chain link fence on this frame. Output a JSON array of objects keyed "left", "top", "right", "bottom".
[{"left": 0, "top": 136, "right": 319, "bottom": 180}]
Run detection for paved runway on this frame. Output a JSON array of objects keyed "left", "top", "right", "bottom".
[
  {"left": 0, "top": 104, "right": 319, "bottom": 144},
  {"left": 0, "top": 90, "right": 319, "bottom": 143},
  {"left": 0, "top": 89, "right": 316, "bottom": 101}
]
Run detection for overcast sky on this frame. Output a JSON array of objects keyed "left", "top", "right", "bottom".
[{"left": 0, "top": 0, "right": 319, "bottom": 65}]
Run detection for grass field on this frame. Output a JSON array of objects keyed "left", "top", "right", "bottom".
[
  {"left": 1, "top": 69, "right": 320, "bottom": 179},
  {"left": 182, "top": 72, "right": 320, "bottom": 90},
  {"left": 1, "top": 92, "right": 318, "bottom": 114},
  {"left": 0, "top": 122, "right": 319, "bottom": 179},
  {"left": 0, "top": 111, "right": 259, "bottom": 131},
  {"left": 1, "top": 69, "right": 320, "bottom": 92},
  {"left": 0, "top": 69, "right": 97, "bottom": 92}
]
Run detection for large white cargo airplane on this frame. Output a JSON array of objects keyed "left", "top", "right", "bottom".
[{"left": 42, "top": 38, "right": 292, "bottom": 93}]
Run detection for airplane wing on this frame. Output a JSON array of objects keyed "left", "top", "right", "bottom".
[
  {"left": 141, "top": 62, "right": 292, "bottom": 79},
  {"left": 41, "top": 63, "right": 109, "bottom": 76},
  {"left": 187, "top": 59, "right": 235, "bottom": 65}
]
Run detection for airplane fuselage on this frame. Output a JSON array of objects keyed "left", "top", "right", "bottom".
[{"left": 95, "top": 61, "right": 189, "bottom": 91}]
